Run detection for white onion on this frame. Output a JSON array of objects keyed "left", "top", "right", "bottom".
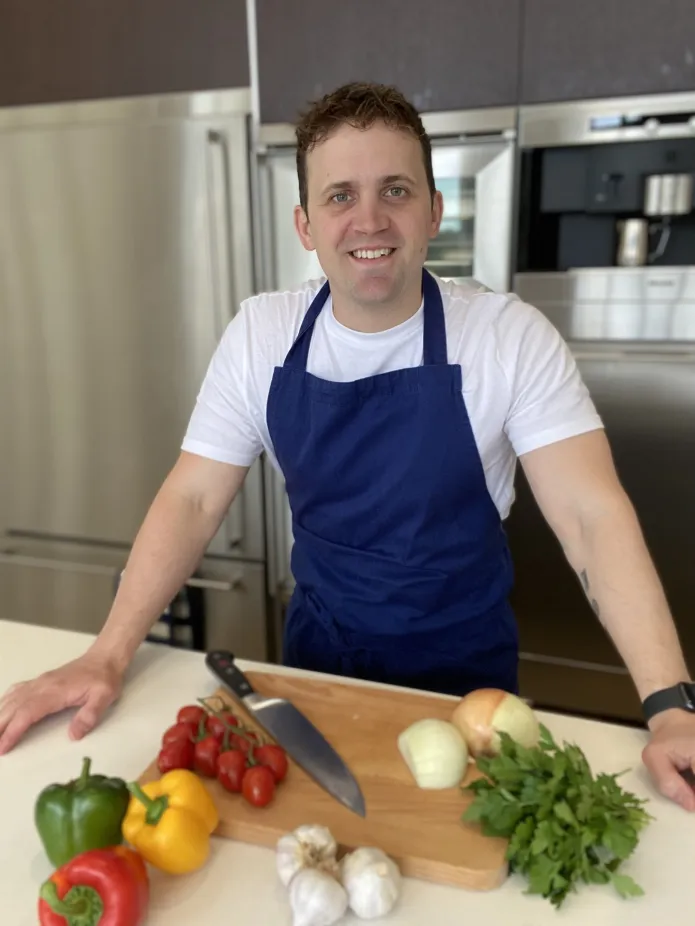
[
  {"left": 397, "top": 718, "right": 469, "bottom": 789},
  {"left": 451, "top": 688, "right": 540, "bottom": 757}
]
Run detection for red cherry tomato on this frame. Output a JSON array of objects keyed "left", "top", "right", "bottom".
[
  {"left": 176, "top": 705, "right": 207, "bottom": 727},
  {"left": 217, "top": 750, "right": 247, "bottom": 793},
  {"left": 161, "top": 721, "right": 196, "bottom": 746},
  {"left": 206, "top": 711, "right": 240, "bottom": 742},
  {"left": 254, "top": 744, "right": 289, "bottom": 783},
  {"left": 234, "top": 731, "right": 261, "bottom": 755},
  {"left": 193, "top": 735, "right": 221, "bottom": 777},
  {"left": 158, "top": 738, "right": 195, "bottom": 774},
  {"left": 242, "top": 766, "right": 276, "bottom": 807}
]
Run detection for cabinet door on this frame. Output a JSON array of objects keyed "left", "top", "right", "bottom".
[
  {"left": 0, "top": 0, "right": 249, "bottom": 107},
  {"left": 521, "top": 0, "right": 695, "bottom": 104},
  {"left": 256, "top": 0, "right": 522, "bottom": 124}
]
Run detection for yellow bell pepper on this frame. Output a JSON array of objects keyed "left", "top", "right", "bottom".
[{"left": 122, "top": 769, "right": 219, "bottom": 875}]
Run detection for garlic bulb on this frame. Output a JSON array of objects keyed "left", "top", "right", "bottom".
[
  {"left": 288, "top": 866, "right": 349, "bottom": 926},
  {"left": 341, "top": 847, "right": 401, "bottom": 919},
  {"left": 276, "top": 824, "right": 338, "bottom": 887}
]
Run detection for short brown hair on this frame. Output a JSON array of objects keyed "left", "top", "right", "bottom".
[{"left": 294, "top": 81, "right": 435, "bottom": 213}]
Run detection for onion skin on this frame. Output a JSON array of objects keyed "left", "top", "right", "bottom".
[{"left": 451, "top": 688, "right": 540, "bottom": 757}]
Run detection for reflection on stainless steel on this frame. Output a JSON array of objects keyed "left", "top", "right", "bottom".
[
  {"left": 428, "top": 139, "right": 514, "bottom": 290},
  {"left": 507, "top": 268, "right": 695, "bottom": 722},
  {"left": 0, "top": 90, "right": 270, "bottom": 658}
]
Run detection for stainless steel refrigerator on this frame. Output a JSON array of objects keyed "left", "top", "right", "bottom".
[
  {"left": 0, "top": 88, "right": 271, "bottom": 661},
  {"left": 253, "top": 106, "right": 519, "bottom": 652}
]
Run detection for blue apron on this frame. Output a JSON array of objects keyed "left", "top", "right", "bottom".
[{"left": 266, "top": 269, "right": 518, "bottom": 697}]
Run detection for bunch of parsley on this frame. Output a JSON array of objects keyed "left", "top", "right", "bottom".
[{"left": 462, "top": 724, "right": 652, "bottom": 908}]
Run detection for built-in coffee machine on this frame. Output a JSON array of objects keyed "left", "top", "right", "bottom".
[
  {"left": 516, "top": 94, "right": 695, "bottom": 272},
  {"left": 506, "top": 93, "right": 695, "bottom": 725}
]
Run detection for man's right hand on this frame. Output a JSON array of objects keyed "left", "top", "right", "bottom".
[{"left": 0, "top": 651, "right": 124, "bottom": 755}]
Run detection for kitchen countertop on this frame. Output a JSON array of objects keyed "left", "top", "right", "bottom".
[{"left": 1, "top": 619, "right": 693, "bottom": 924}]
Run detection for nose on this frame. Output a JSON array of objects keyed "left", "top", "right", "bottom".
[{"left": 351, "top": 193, "right": 389, "bottom": 237}]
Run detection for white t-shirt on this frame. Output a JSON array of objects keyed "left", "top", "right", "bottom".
[{"left": 182, "top": 274, "right": 603, "bottom": 520}]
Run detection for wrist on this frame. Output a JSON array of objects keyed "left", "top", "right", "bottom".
[
  {"left": 642, "top": 680, "right": 695, "bottom": 728},
  {"left": 86, "top": 636, "right": 133, "bottom": 677},
  {"left": 647, "top": 707, "right": 689, "bottom": 734}
]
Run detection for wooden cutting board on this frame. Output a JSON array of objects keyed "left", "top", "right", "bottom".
[{"left": 139, "top": 672, "right": 509, "bottom": 891}]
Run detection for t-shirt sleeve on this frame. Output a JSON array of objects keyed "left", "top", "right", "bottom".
[
  {"left": 499, "top": 298, "right": 604, "bottom": 457},
  {"left": 181, "top": 306, "right": 264, "bottom": 467}
]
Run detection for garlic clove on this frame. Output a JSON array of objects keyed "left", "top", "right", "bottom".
[
  {"left": 289, "top": 866, "right": 349, "bottom": 926},
  {"left": 341, "top": 847, "right": 402, "bottom": 919},
  {"left": 276, "top": 824, "right": 338, "bottom": 887}
]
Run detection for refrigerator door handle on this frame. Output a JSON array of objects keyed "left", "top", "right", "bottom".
[
  {"left": 206, "top": 127, "right": 245, "bottom": 551},
  {"left": 0, "top": 550, "right": 241, "bottom": 592},
  {"left": 207, "top": 129, "right": 238, "bottom": 329}
]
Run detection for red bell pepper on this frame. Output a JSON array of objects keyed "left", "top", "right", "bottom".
[{"left": 38, "top": 845, "right": 149, "bottom": 926}]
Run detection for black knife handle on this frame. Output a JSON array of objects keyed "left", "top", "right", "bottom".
[{"left": 205, "top": 650, "right": 255, "bottom": 700}]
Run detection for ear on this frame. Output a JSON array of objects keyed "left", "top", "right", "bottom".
[
  {"left": 294, "top": 205, "right": 315, "bottom": 251},
  {"left": 429, "top": 190, "right": 444, "bottom": 238}
]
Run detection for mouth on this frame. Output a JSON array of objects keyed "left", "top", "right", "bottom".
[{"left": 348, "top": 247, "right": 396, "bottom": 263}]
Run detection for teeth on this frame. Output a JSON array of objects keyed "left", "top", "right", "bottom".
[{"left": 351, "top": 248, "right": 393, "bottom": 259}]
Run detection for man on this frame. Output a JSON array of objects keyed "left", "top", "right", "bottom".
[{"left": 0, "top": 82, "right": 693, "bottom": 811}]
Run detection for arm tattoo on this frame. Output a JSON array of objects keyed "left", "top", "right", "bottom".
[{"left": 579, "top": 569, "right": 601, "bottom": 617}]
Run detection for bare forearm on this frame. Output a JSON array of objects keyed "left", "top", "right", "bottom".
[
  {"left": 567, "top": 496, "right": 689, "bottom": 700},
  {"left": 89, "top": 482, "right": 228, "bottom": 670}
]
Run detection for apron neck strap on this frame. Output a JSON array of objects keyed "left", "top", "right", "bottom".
[
  {"left": 421, "top": 268, "right": 447, "bottom": 366},
  {"left": 284, "top": 269, "right": 448, "bottom": 370}
]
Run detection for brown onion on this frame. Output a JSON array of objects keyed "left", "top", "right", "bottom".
[{"left": 451, "top": 688, "right": 540, "bottom": 757}]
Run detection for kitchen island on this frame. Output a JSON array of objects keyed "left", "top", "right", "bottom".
[{"left": 1, "top": 619, "right": 693, "bottom": 924}]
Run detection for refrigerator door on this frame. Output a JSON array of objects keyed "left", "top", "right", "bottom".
[{"left": 0, "top": 90, "right": 262, "bottom": 561}]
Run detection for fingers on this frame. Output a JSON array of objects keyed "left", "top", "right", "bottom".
[
  {"left": 642, "top": 743, "right": 695, "bottom": 812},
  {"left": 0, "top": 692, "right": 61, "bottom": 756},
  {"left": 68, "top": 685, "right": 116, "bottom": 742}
]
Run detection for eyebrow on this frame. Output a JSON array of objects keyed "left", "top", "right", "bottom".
[{"left": 319, "top": 173, "right": 418, "bottom": 198}]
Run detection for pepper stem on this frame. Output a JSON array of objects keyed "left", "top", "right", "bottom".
[
  {"left": 127, "top": 782, "right": 169, "bottom": 825},
  {"left": 40, "top": 881, "right": 106, "bottom": 924},
  {"left": 78, "top": 756, "right": 92, "bottom": 788}
]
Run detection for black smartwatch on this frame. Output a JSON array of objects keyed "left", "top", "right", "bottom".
[{"left": 642, "top": 682, "right": 695, "bottom": 723}]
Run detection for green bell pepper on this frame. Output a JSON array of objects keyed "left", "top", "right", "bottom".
[{"left": 34, "top": 757, "right": 130, "bottom": 868}]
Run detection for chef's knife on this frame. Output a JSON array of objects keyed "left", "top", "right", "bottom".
[{"left": 205, "top": 650, "right": 366, "bottom": 817}]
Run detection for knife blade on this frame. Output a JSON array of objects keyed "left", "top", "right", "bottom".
[{"left": 205, "top": 650, "right": 366, "bottom": 817}]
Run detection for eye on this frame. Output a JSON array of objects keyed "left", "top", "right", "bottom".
[
  {"left": 331, "top": 191, "right": 352, "bottom": 204},
  {"left": 386, "top": 186, "right": 407, "bottom": 198}
]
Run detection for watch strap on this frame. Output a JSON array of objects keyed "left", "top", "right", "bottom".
[{"left": 642, "top": 682, "right": 695, "bottom": 722}]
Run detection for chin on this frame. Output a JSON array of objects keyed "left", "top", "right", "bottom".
[{"left": 350, "top": 274, "right": 404, "bottom": 305}]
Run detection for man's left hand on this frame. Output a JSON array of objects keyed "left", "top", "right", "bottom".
[{"left": 642, "top": 710, "right": 695, "bottom": 811}]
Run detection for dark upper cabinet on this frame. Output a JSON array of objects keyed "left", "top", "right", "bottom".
[
  {"left": 0, "top": 0, "right": 249, "bottom": 108},
  {"left": 255, "top": 0, "right": 523, "bottom": 124},
  {"left": 521, "top": 0, "right": 695, "bottom": 104}
]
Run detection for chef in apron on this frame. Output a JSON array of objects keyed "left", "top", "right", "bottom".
[{"left": 266, "top": 268, "right": 518, "bottom": 698}]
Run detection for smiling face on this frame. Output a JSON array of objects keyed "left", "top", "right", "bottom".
[{"left": 294, "top": 121, "right": 443, "bottom": 329}]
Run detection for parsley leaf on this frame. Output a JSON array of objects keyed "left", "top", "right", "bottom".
[{"left": 461, "top": 724, "right": 652, "bottom": 908}]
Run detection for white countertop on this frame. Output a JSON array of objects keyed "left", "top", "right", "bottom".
[{"left": 1, "top": 618, "right": 693, "bottom": 924}]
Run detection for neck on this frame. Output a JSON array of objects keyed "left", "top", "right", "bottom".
[{"left": 331, "top": 281, "right": 423, "bottom": 334}]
